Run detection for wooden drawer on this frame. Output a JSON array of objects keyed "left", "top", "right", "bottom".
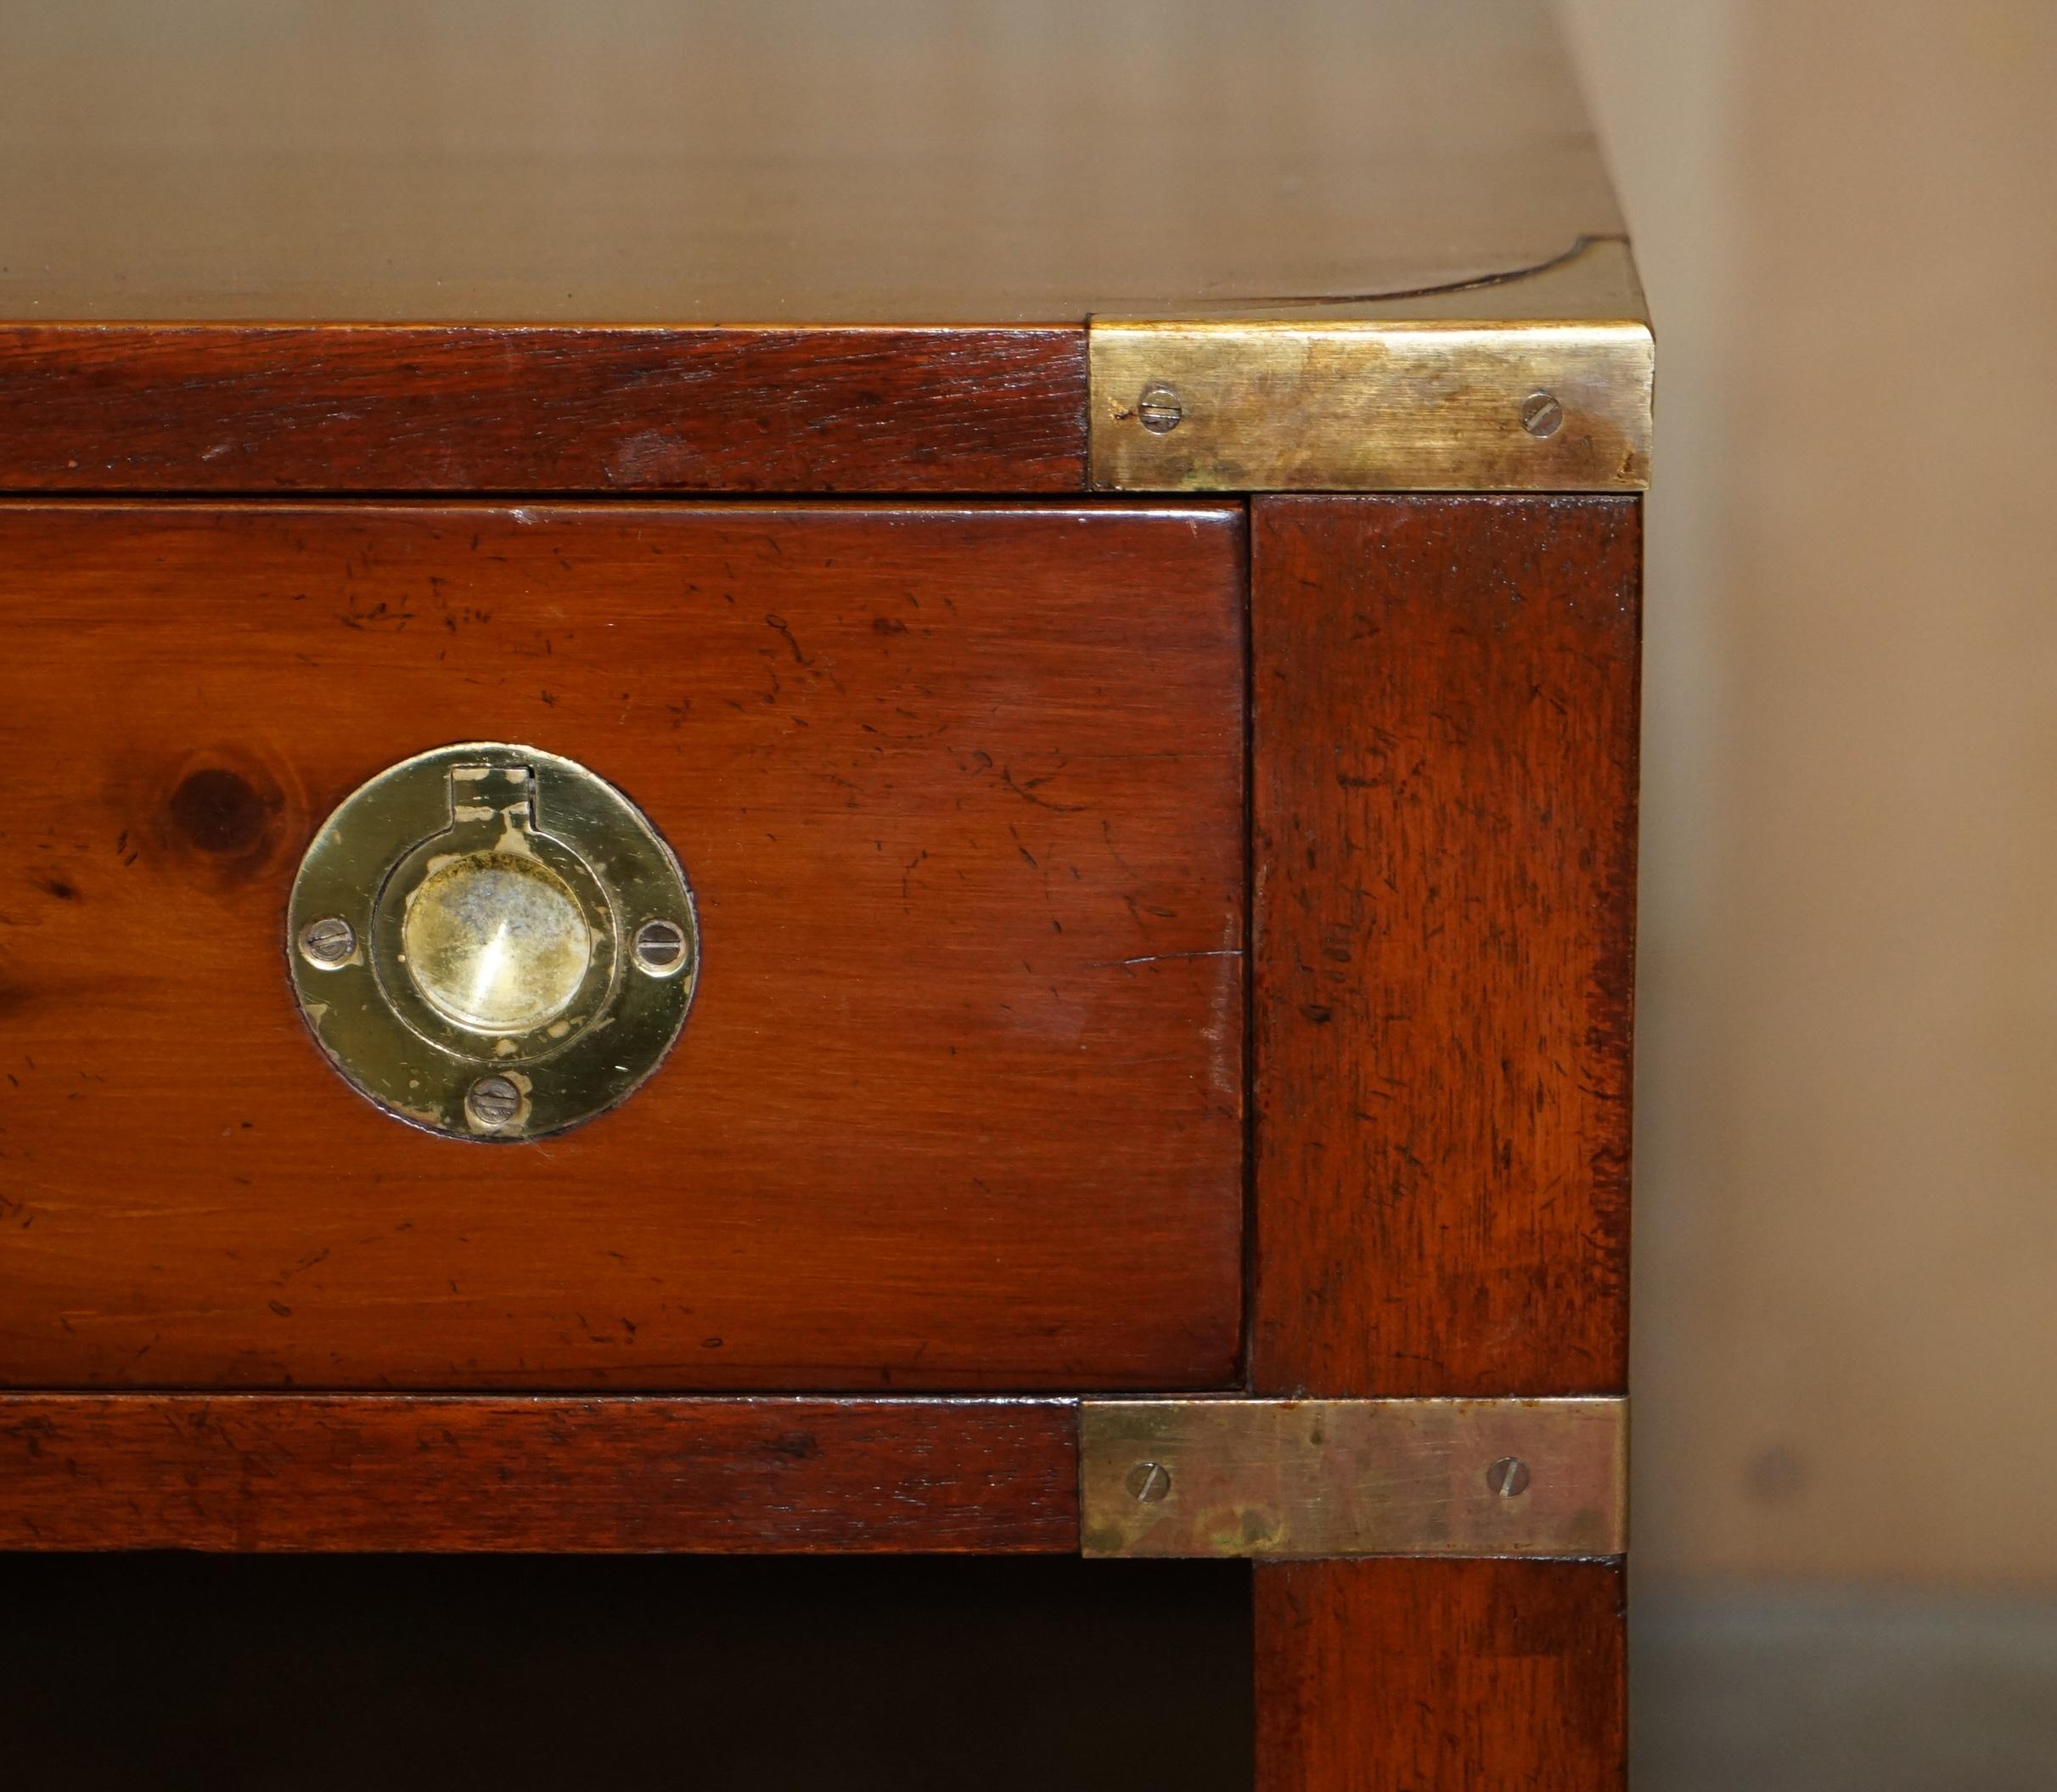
[{"left": 0, "top": 501, "right": 1246, "bottom": 1390}]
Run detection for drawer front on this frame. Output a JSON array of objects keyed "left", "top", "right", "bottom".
[{"left": 0, "top": 503, "right": 1245, "bottom": 1389}]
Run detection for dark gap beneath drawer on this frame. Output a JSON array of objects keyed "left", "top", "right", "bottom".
[{"left": 1, "top": 1553, "right": 1253, "bottom": 1791}]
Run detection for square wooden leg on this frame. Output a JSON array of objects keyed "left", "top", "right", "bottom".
[
  {"left": 1250, "top": 495, "right": 1640, "bottom": 1788},
  {"left": 1256, "top": 1560, "right": 1627, "bottom": 1791}
]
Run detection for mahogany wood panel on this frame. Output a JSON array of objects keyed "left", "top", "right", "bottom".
[
  {"left": 1255, "top": 1559, "right": 1627, "bottom": 1791},
  {"left": 1248, "top": 497, "right": 1637, "bottom": 1792},
  {"left": 0, "top": 326, "right": 1087, "bottom": 497},
  {"left": 0, "top": 502, "right": 1245, "bottom": 1390},
  {"left": 0, "top": 1395, "right": 1077, "bottom": 1553},
  {"left": 1251, "top": 495, "right": 1640, "bottom": 1398}
]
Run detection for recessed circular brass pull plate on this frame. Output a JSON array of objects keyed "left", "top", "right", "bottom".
[{"left": 287, "top": 743, "right": 698, "bottom": 1142}]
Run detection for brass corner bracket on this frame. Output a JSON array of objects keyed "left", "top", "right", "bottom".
[
  {"left": 1080, "top": 1396, "right": 1627, "bottom": 1560},
  {"left": 1088, "top": 238, "right": 1652, "bottom": 495}
]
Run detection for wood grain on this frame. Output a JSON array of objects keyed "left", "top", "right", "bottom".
[
  {"left": 1255, "top": 1559, "right": 1627, "bottom": 1791},
  {"left": 1247, "top": 497, "right": 1637, "bottom": 1791},
  {"left": 1251, "top": 495, "right": 1640, "bottom": 1398},
  {"left": 0, "top": 502, "right": 1245, "bottom": 1390},
  {"left": 0, "top": 0, "right": 1620, "bottom": 325},
  {"left": 0, "top": 1395, "right": 1076, "bottom": 1552},
  {"left": 0, "top": 327, "right": 1087, "bottom": 496}
]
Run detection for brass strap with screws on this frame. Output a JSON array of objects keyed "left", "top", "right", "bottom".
[
  {"left": 1079, "top": 1397, "right": 1626, "bottom": 1559},
  {"left": 1088, "top": 237, "right": 1651, "bottom": 494}
]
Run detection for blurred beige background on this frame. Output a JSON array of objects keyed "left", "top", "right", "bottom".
[{"left": 1558, "top": 0, "right": 2057, "bottom": 1587}]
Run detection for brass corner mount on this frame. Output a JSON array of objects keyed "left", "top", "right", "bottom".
[
  {"left": 1088, "top": 238, "right": 1652, "bottom": 495},
  {"left": 1080, "top": 1396, "right": 1627, "bottom": 1560}
]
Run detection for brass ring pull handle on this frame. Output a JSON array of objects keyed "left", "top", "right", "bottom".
[{"left": 287, "top": 744, "right": 698, "bottom": 1141}]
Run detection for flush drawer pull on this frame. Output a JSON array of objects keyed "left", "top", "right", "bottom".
[{"left": 287, "top": 742, "right": 698, "bottom": 1141}]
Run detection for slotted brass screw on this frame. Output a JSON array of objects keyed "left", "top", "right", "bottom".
[
  {"left": 466, "top": 1075, "right": 522, "bottom": 1128},
  {"left": 633, "top": 917, "right": 688, "bottom": 974},
  {"left": 1125, "top": 1461, "right": 1173, "bottom": 1503},
  {"left": 1136, "top": 384, "right": 1184, "bottom": 435},
  {"left": 300, "top": 915, "right": 356, "bottom": 966},
  {"left": 1519, "top": 390, "right": 1564, "bottom": 437},
  {"left": 1486, "top": 1456, "right": 1532, "bottom": 1498}
]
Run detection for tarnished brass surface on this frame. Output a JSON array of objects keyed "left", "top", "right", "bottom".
[
  {"left": 1080, "top": 1398, "right": 1627, "bottom": 1559},
  {"left": 286, "top": 743, "right": 698, "bottom": 1143},
  {"left": 402, "top": 851, "right": 593, "bottom": 1034},
  {"left": 1089, "top": 239, "right": 1652, "bottom": 493}
]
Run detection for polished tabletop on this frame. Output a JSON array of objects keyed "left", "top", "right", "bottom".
[{"left": 0, "top": 0, "right": 1624, "bottom": 324}]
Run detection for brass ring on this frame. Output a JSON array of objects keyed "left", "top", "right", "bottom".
[{"left": 286, "top": 743, "right": 698, "bottom": 1141}]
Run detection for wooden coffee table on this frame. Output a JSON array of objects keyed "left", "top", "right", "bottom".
[{"left": 0, "top": 3, "right": 1644, "bottom": 1784}]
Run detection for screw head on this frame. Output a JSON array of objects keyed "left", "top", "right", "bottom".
[
  {"left": 632, "top": 917, "right": 689, "bottom": 976},
  {"left": 1485, "top": 1456, "right": 1532, "bottom": 1498},
  {"left": 299, "top": 914, "right": 356, "bottom": 967},
  {"left": 465, "top": 1075, "right": 523, "bottom": 1129},
  {"left": 1124, "top": 1460, "right": 1173, "bottom": 1503},
  {"left": 1136, "top": 383, "right": 1184, "bottom": 435},
  {"left": 1519, "top": 390, "right": 1564, "bottom": 437}
]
